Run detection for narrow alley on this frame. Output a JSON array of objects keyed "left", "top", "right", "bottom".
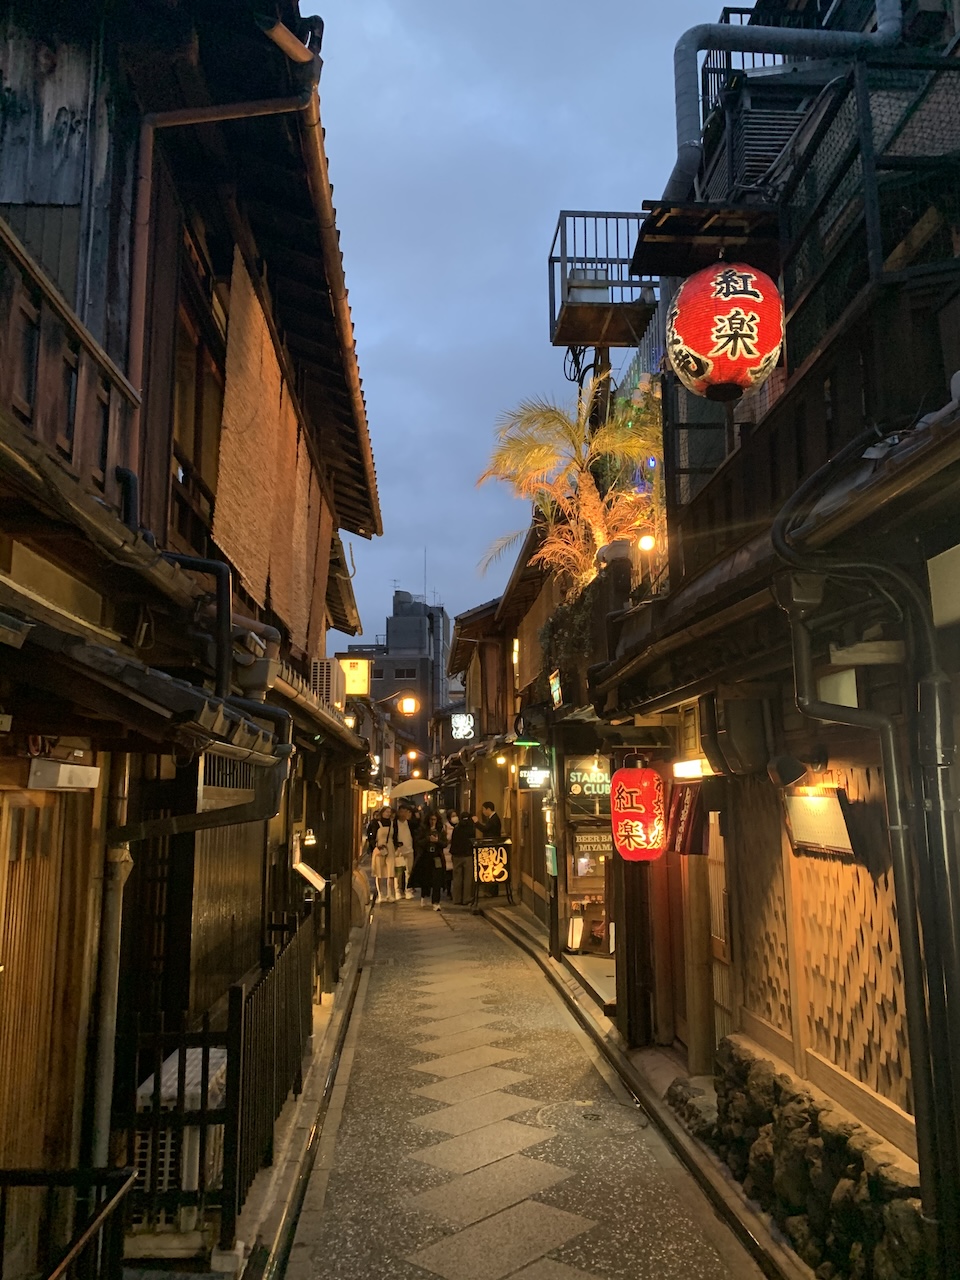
[{"left": 285, "top": 906, "right": 764, "bottom": 1280}]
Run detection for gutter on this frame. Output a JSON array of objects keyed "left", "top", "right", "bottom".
[
  {"left": 105, "top": 746, "right": 293, "bottom": 845},
  {"left": 595, "top": 588, "right": 774, "bottom": 698},
  {"left": 273, "top": 667, "right": 368, "bottom": 754},
  {"left": 663, "top": 0, "right": 903, "bottom": 200}
]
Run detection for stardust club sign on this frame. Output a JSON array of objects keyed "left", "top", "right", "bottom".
[{"left": 610, "top": 767, "right": 666, "bottom": 862}]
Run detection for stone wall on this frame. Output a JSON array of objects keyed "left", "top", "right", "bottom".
[{"left": 667, "top": 1035, "right": 925, "bottom": 1280}]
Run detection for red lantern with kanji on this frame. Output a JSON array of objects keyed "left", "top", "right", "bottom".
[
  {"left": 666, "top": 262, "right": 783, "bottom": 401},
  {"left": 610, "top": 767, "right": 666, "bottom": 862}
]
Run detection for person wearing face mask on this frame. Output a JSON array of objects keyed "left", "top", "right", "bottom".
[{"left": 442, "top": 810, "right": 458, "bottom": 897}]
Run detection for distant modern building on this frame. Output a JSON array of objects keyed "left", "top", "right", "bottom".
[{"left": 343, "top": 589, "right": 450, "bottom": 751}]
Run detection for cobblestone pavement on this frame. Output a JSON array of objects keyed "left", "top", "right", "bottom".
[{"left": 285, "top": 903, "right": 765, "bottom": 1280}]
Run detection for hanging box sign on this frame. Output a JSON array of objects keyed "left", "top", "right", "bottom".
[{"left": 610, "top": 767, "right": 666, "bottom": 861}]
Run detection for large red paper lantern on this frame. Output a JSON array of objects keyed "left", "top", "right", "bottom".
[
  {"left": 611, "top": 768, "right": 666, "bottom": 862},
  {"left": 666, "top": 262, "right": 784, "bottom": 401}
]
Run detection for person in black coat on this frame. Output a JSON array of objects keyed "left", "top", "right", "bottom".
[
  {"left": 408, "top": 811, "right": 448, "bottom": 909},
  {"left": 450, "top": 812, "right": 476, "bottom": 905}
]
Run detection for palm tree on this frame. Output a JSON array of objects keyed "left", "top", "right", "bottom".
[{"left": 479, "top": 375, "right": 662, "bottom": 597}]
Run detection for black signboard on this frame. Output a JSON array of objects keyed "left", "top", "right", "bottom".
[
  {"left": 518, "top": 764, "right": 550, "bottom": 791},
  {"left": 470, "top": 840, "right": 514, "bottom": 908}
]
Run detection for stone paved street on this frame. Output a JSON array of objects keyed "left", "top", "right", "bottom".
[{"left": 285, "top": 905, "right": 766, "bottom": 1280}]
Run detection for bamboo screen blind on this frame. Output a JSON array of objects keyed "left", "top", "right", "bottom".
[
  {"left": 729, "top": 776, "right": 793, "bottom": 1035},
  {"left": 794, "top": 766, "right": 911, "bottom": 1113},
  {"left": 213, "top": 250, "right": 330, "bottom": 655}
]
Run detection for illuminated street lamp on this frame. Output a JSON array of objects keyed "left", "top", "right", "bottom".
[
  {"left": 412, "top": 768, "right": 422, "bottom": 779},
  {"left": 407, "top": 749, "right": 418, "bottom": 760},
  {"left": 638, "top": 533, "right": 656, "bottom": 553}
]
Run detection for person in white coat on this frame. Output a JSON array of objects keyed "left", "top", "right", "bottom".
[{"left": 372, "top": 806, "right": 398, "bottom": 903}]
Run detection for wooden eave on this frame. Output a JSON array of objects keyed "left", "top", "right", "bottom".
[
  {"left": 630, "top": 202, "right": 781, "bottom": 279},
  {"left": 448, "top": 598, "right": 502, "bottom": 676},
  {"left": 126, "top": 5, "right": 382, "bottom": 539},
  {"left": 325, "top": 533, "right": 361, "bottom": 635},
  {"left": 494, "top": 526, "right": 546, "bottom": 627}
]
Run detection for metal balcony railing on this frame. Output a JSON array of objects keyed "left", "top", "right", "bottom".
[
  {"left": 700, "top": 5, "right": 821, "bottom": 125},
  {"left": 0, "top": 216, "right": 137, "bottom": 511},
  {"left": 0, "top": 1168, "right": 135, "bottom": 1280},
  {"left": 548, "top": 213, "right": 657, "bottom": 350},
  {"left": 782, "top": 55, "right": 960, "bottom": 373}
]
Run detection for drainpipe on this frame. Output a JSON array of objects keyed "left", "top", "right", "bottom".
[
  {"left": 106, "top": 742, "right": 292, "bottom": 845},
  {"left": 90, "top": 753, "right": 132, "bottom": 1166},
  {"left": 773, "top": 428, "right": 960, "bottom": 1277},
  {"left": 162, "top": 553, "right": 233, "bottom": 700},
  {"left": 779, "top": 587, "right": 942, "bottom": 1272},
  {"left": 663, "top": 0, "right": 903, "bottom": 199}
]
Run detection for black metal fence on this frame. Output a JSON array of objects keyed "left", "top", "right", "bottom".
[
  {"left": 0, "top": 1168, "right": 135, "bottom": 1280},
  {"left": 114, "top": 908, "right": 315, "bottom": 1251}
]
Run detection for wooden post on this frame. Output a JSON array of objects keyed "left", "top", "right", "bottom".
[
  {"left": 649, "top": 854, "right": 676, "bottom": 1045},
  {"left": 614, "top": 858, "right": 654, "bottom": 1047},
  {"left": 683, "top": 855, "right": 716, "bottom": 1076}
]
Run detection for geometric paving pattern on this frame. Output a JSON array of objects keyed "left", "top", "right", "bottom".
[{"left": 285, "top": 901, "right": 766, "bottom": 1280}]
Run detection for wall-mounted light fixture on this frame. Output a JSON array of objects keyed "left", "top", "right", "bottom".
[
  {"left": 672, "top": 757, "right": 714, "bottom": 780},
  {"left": 292, "top": 830, "right": 326, "bottom": 893},
  {"left": 767, "top": 750, "right": 828, "bottom": 789},
  {"left": 302, "top": 828, "right": 317, "bottom": 847},
  {"left": 496, "top": 755, "right": 507, "bottom": 766}
]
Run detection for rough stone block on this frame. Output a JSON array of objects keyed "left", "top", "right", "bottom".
[{"left": 873, "top": 1197, "right": 927, "bottom": 1280}]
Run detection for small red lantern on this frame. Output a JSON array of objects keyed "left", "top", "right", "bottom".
[
  {"left": 611, "top": 767, "right": 666, "bottom": 862},
  {"left": 666, "top": 262, "right": 784, "bottom": 402}
]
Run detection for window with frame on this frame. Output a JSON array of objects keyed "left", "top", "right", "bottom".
[{"left": 171, "top": 232, "right": 226, "bottom": 552}]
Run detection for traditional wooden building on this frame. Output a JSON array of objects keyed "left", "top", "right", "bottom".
[
  {"left": 561, "top": 1, "right": 960, "bottom": 1275},
  {"left": 0, "top": 4, "right": 379, "bottom": 1275}
]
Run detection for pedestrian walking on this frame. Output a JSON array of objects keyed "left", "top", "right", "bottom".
[
  {"left": 371, "top": 806, "right": 397, "bottom": 903},
  {"left": 450, "top": 811, "right": 476, "bottom": 905},
  {"left": 392, "top": 802, "right": 417, "bottom": 898},
  {"left": 442, "top": 810, "right": 458, "bottom": 898},
  {"left": 409, "top": 811, "right": 448, "bottom": 910}
]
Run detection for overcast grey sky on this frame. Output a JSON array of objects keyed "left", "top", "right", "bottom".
[{"left": 321, "top": 0, "right": 723, "bottom": 648}]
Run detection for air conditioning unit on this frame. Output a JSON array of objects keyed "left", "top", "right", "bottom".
[
  {"left": 131, "top": 1048, "right": 227, "bottom": 1237},
  {"left": 310, "top": 659, "right": 346, "bottom": 711}
]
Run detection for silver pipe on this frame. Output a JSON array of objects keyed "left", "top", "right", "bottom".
[
  {"left": 91, "top": 753, "right": 133, "bottom": 1166},
  {"left": 664, "top": 0, "right": 903, "bottom": 200}
]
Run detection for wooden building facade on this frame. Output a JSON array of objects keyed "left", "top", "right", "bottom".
[{"left": 0, "top": 3, "right": 379, "bottom": 1275}]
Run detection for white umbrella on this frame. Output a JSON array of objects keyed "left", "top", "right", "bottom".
[{"left": 390, "top": 778, "right": 438, "bottom": 799}]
